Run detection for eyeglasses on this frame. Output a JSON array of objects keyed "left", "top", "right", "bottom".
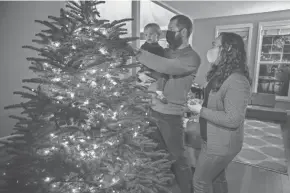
[
  {"left": 167, "top": 28, "right": 184, "bottom": 33},
  {"left": 211, "top": 44, "right": 222, "bottom": 49}
]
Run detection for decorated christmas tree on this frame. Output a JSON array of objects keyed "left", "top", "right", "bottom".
[{"left": 0, "top": 1, "right": 174, "bottom": 193}]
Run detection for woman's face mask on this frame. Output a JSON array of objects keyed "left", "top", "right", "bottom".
[
  {"left": 207, "top": 37, "right": 223, "bottom": 63},
  {"left": 206, "top": 47, "right": 220, "bottom": 63}
]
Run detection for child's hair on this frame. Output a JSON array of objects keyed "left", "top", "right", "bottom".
[{"left": 144, "top": 23, "right": 162, "bottom": 37}]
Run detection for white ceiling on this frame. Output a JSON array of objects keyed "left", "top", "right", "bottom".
[{"left": 162, "top": 1, "right": 290, "bottom": 19}]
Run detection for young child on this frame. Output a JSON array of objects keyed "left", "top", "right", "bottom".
[{"left": 138, "top": 23, "right": 169, "bottom": 104}]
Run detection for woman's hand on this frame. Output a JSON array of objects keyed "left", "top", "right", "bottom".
[{"left": 187, "top": 101, "right": 203, "bottom": 114}]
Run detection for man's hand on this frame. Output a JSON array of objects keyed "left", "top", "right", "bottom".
[
  {"left": 134, "top": 49, "right": 142, "bottom": 59},
  {"left": 183, "top": 106, "right": 191, "bottom": 114},
  {"left": 138, "top": 72, "right": 155, "bottom": 84}
]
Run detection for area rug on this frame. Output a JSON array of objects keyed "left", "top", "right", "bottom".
[{"left": 233, "top": 119, "right": 288, "bottom": 175}]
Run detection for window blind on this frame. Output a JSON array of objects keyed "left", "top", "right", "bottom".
[{"left": 262, "top": 26, "right": 290, "bottom": 36}]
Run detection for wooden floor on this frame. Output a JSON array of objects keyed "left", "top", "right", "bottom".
[{"left": 226, "top": 162, "right": 289, "bottom": 193}]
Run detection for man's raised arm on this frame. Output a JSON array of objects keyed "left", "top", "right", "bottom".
[{"left": 137, "top": 50, "right": 200, "bottom": 76}]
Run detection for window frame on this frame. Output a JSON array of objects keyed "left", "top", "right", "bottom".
[{"left": 253, "top": 20, "right": 290, "bottom": 101}]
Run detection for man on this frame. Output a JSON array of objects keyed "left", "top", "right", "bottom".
[{"left": 137, "top": 15, "right": 201, "bottom": 193}]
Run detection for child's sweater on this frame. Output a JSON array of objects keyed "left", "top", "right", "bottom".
[{"left": 140, "top": 42, "right": 164, "bottom": 57}]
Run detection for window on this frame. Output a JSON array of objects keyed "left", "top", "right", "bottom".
[
  {"left": 97, "top": 0, "right": 132, "bottom": 37},
  {"left": 254, "top": 20, "right": 290, "bottom": 100},
  {"left": 139, "top": 0, "right": 177, "bottom": 48}
]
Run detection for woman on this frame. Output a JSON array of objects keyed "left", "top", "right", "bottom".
[{"left": 187, "top": 32, "right": 251, "bottom": 193}]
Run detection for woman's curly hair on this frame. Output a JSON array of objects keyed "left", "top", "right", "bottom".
[{"left": 206, "top": 32, "right": 251, "bottom": 91}]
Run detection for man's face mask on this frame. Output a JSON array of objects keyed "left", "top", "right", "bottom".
[{"left": 166, "top": 29, "right": 183, "bottom": 49}]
